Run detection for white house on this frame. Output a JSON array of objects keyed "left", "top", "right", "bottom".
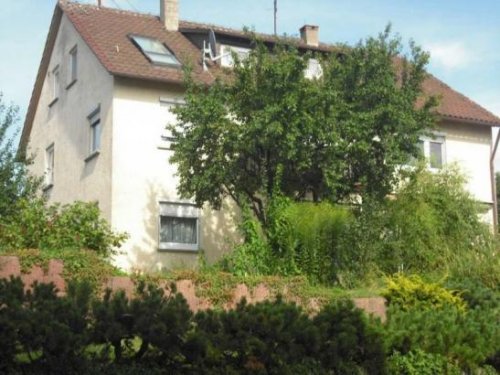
[{"left": 20, "top": 0, "right": 500, "bottom": 271}]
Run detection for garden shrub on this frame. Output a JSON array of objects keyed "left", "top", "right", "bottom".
[
  {"left": 219, "top": 205, "right": 273, "bottom": 277},
  {"left": 445, "top": 278, "right": 499, "bottom": 310},
  {"left": 383, "top": 274, "right": 466, "bottom": 311},
  {"left": 338, "top": 165, "right": 496, "bottom": 285},
  {"left": 221, "top": 196, "right": 352, "bottom": 284},
  {"left": 0, "top": 198, "right": 127, "bottom": 256},
  {"left": 387, "top": 350, "right": 461, "bottom": 375},
  {"left": 313, "top": 299, "right": 386, "bottom": 374},
  {"left": 0, "top": 279, "right": 387, "bottom": 374},
  {"left": 193, "top": 297, "right": 322, "bottom": 373},
  {"left": 0, "top": 277, "right": 93, "bottom": 374},
  {"left": 385, "top": 304, "right": 500, "bottom": 372},
  {"left": 267, "top": 197, "right": 352, "bottom": 283}
]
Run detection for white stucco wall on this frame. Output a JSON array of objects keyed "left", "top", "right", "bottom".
[
  {"left": 27, "top": 14, "right": 114, "bottom": 221},
  {"left": 439, "top": 121, "right": 494, "bottom": 224},
  {"left": 111, "top": 78, "right": 240, "bottom": 271}
]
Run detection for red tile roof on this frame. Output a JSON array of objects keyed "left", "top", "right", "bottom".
[{"left": 20, "top": 1, "right": 500, "bottom": 153}]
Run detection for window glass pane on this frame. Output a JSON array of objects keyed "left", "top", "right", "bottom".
[
  {"left": 148, "top": 52, "right": 179, "bottom": 65},
  {"left": 70, "top": 48, "right": 77, "bottom": 81},
  {"left": 132, "top": 36, "right": 181, "bottom": 66},
  {"left": 134, "top": 36, "right": 168, "bottom": 54},
  {"left": 429, "top": 141, "right": 442, "bottom": 168},
  {"left": 91, "top": 121, "right": 101, "bottom": 152},
  {"left": 160, "top": 216, "right": 197, "bottom": 244}
]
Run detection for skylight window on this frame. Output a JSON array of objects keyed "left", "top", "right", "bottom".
[{"left": 131, "top": 35, "right": 181, "bottom": 67}]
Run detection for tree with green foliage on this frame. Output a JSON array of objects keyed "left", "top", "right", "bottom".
[
  {"left": 0, "top": 93, "right": 40, "bottom": 219},
  {"left": 169, "top": 27, "right": 437, "bottom": 225}
]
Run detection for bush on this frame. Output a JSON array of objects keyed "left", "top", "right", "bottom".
[
  {"left": 313, "top": 300, "right": 386, "bottom": 374},
  {"left": 267, "top": 198, "right": 352, "bottom": 283},
  {"left": 0, "top": 199, "right": 126, "bottom": 256},
  {"left": 383, "top": 274, "right": 466, "bottom": 311},
  {"left": 385, "top": 305, "right": 500, "bottom": 372},
  {"left": 0, "top": 277, "right": 93, "bottom": 373},
  {"left": 221, "top": 197, "right": 352, "bottom": 284},
  {"left": 387, "top": 350, "right": 461, "bottom": 375},
  {"left": 0, "top": 278, "right": 387, "bottom": 374},
  {"left": 339, "top": 165, "right": 496, "bottom": 285}
]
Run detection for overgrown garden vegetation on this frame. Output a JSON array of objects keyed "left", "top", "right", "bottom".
[{"left": 0, "top": 27, "right": 499, "bottom": 374}]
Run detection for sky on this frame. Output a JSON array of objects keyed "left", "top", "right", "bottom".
[{"left": 0, "top": 0, "right": 499, "bottom": 136}]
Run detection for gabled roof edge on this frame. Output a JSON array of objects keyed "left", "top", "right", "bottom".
[{"left": 18, "top": 3, "right": 63, "bottom": 156}]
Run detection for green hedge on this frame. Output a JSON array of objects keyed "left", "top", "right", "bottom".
[{"left": 0, "top": 277, "right": 384, "bottom": 374}]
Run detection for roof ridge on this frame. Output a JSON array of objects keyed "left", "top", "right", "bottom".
[{"left": 61, "top": 0, "right": 158, "bottom": 20}]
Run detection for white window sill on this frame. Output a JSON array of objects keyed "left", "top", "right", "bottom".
[
  {"left": 85, "top": 150, "right": 100, "bottom": 163},
  {"left": 158, "top": 244, "right": 199, "bottom": 252}
]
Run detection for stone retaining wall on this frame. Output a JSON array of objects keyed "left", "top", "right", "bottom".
[{"left": 0, "top": 256, "right": 386, "bottom": 320}]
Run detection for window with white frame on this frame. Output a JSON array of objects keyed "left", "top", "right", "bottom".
[
  {"left": 45, "top": 144, "right": 54, "bottom": 187},
  {"left": 220, "top": 44, "right": 251, "bottom": 67},
  {"left": 50, "top": 65, "right": 60, "bottom": 104},
  {"left": 88, "top": 107, "right": 101, "bottom": 156},
  {"left": 131, "top": 35, "right": 181, "bottom": 67},
  {"left": 159, "top": 202, "right": 200, "bottom": 251},
  {"left": 68, "top": 46, "right": 77, "bottom": 85},
  {"left": 158, "top": 97, "right": 185, "bottom": 150},
  {"left": 420, "top": 135, "right": 445, "bottom": 169},
  {"left": 304, "top": 58, "right": 323, "bottom": 79}
]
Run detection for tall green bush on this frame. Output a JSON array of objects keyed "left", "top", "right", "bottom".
[
  {"left": 339, "top": 165, "right": 496, "bottom": 286},
  {"left": 221, "top": 196, "right": 352, "bottom": 283},
  {"left": 0, "top": 198, "right": 126, "bottom": 256},
  {"left": 267, "top": 198, "right": 352, "bottom": 283}
]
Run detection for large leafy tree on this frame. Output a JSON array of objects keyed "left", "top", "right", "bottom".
[
  {"left": 170, "top": 28, "right": 437, "bottom": 225},
  {"left": 0, "top": 93, "right": 39, "bottom": 219}
]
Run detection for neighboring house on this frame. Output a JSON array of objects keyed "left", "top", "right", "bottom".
[{"left": 20, "top": 0, "right": 500, "bottom": 271}]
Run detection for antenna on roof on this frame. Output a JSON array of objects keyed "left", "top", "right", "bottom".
[
  {"left": 202, "top": 29, "right": 231, "bottom": 71},
  {"left": 274, "top": 0, "right": 277, "bottom": 35}
]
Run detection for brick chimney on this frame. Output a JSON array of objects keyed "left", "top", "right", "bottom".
[
  {"left": 160, "top": 0, "right": 179, "bottom": 31},
  {"left": 300, "top": 25, "right": 319, "bottom": 47}
]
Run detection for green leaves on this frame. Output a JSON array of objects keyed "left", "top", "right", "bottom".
[
  {"left": 0, "top": 93, "right": 41, "bottom": 220},
  {"left": 170, "top": 28, "right": 436, "bottom": 225}
]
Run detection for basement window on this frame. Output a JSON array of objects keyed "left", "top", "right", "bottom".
[{"left": 131, "top": 35, "right": 181, "bottom": 67}]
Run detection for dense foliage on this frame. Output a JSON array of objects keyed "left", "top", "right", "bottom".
[
  {"left": 0, "top": 93, "right": 40, "bottom": 219},
  {"left": 221, "top": 166, "right": 498, "bottom": 289},
  {"left": 0, "top": 278, "right": 385, "bottom": 374},
  {"left": 0, "top": 199, "right": 126, "bottom": 257},
  {"left": 383, "top": 274, "right": 466, "bottom": 311},
  {"left": 170, "top": 28, "right": 437, "bottom": 225},
  {"left": 220, "top": 199, "right": 351, "bottom": 283},
  {"left": 338, "top": 165, "right": 497, "bottom": 287}
]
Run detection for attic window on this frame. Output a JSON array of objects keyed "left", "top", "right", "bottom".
[{"left": 131, "top": 35, "right": 181, "bottom": 67}]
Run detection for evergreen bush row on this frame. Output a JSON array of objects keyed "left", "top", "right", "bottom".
[{"left": 0, "top": 277, "right": 384, "bottom": 374}]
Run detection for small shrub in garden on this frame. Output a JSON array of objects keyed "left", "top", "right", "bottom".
[
  {"left": 387, "top": 350, "right": 461, "bottom": 375},
  {"left": 313, "top": 300, "right": 386, "bottom": 375},
  {"left": 193, "top": 297, "right": 322, "bottom": 373},
  {"left": 0, "top": 198, "right": 127, "bottom": 256},
  {"left": 383, "top": 274, "right": 466, "bottom": 311}
]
